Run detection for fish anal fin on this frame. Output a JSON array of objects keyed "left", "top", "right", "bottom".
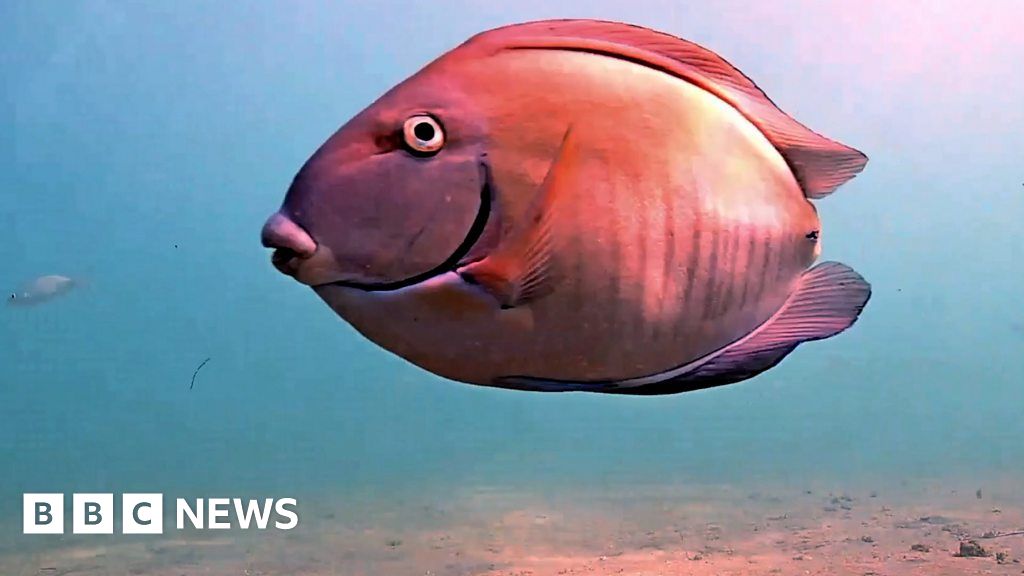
[
  {"left": 493, "top": 261, "right": 870, "bottom": 395},
  {"left": 651, "top": 261, "right": 871, "bottom": 392},
  {"left": 471, "top": 19, "right": 867, "bottom": 198},
  {"left": 459, "top": 128, "right": 579, "bottom": 308}
]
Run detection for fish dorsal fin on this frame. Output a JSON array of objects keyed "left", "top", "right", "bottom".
[{"left": 467, "top": 19, "right": 867, "bottom": 199}]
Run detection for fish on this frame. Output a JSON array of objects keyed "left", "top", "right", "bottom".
[
  {"left": 261, "top": 19, "right": 871, "bottom": 395},
  {"left": 8, "top": 275, "right": 77, "bottom": 306}
]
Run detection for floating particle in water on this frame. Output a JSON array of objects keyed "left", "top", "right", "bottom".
[{"left": 189, "top": 357, "right": 211, "bottom": 390}]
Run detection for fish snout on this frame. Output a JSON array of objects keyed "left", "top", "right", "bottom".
[{"left": 262, "top": 212, "right": 317, "bottom": 277}]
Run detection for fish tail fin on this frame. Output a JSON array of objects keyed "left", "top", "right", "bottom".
[
  {"left": 71, "top": 276, "right": 90, "bottom": 289},
  {"left": 620, "top": 261, "right": 871, "bottom": 394}
]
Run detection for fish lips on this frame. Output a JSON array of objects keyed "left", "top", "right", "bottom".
[
  {"left": 264, "top": 161, "right": 495, "bottom": 292},
  {"left": 261, "top": 212, "right": 323, "bottom": 282}
]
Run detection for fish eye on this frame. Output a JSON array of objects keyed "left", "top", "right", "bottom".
[{"left": 402, "top": 115, "right": 445, "bottom": 156}]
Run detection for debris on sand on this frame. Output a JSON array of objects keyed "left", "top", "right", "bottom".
[
  {"left": 954, "top": 540, "right": 989, "bottom": 558},
  {"left": 979, "top": 529, "right": 1024, "bottom": 539},
  {"left": 911, "top": 543, "right": 931, "bottom": 552},
  {"left": 860, "top": 536, "right": 874, "bottom": 543},
  {"left": 941, "top": 523, "right": 970, "bottom": 538},
  {"left": 826, "top": 495, "right": 854, "bottom": 512},
  {"left": 897, "top": 516, "right": 954, "bottom": 530}
]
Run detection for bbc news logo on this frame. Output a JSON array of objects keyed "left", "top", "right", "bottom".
[{"left": 23, "top": 494, "right": 298, "bottom": 535}]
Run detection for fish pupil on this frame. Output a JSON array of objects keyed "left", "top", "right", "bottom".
[{"left": 414, "top": 122, "right": 435, "bottom": 142}]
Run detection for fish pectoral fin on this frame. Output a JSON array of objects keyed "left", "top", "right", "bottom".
[
  {"left": 646, "top": 261, "right": 872, "bottom": 393},
  {"left": 458, "top": 127, "right": 580, "bottom": 309}
]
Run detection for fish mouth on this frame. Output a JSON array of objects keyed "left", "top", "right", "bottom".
[{"left": 314, "top": 162, "right": 493, "bottom": 292}]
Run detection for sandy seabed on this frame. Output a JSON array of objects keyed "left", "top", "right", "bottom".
[{"left": 3, "top": 477, "right": 1023, "bottom": 576}]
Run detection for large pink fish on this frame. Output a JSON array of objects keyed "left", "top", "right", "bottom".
[{"left": 261, "top": 20, "right": 871, "bottom": 394}]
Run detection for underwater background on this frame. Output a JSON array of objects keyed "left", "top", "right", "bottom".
[{"left": 2, "top": 1, "right": 1022, "bottom": 574}]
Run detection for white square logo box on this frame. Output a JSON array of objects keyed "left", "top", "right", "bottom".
[
  {"left": 122, "top": 493, "right": 163, "bottom": 534},
  {"left": 23, "top": 494, "right": 64, "bottom": 534},
  {"left": 73, "top": 493, "right": 114, "bottom": 534}
]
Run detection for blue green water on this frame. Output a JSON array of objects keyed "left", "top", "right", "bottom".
[{"left": 2, "top": 0, "right": 1022, "bottom": 570}]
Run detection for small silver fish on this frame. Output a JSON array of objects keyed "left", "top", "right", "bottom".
[{"left": 8, "top": 275, "right": 77, "bottom": 306}]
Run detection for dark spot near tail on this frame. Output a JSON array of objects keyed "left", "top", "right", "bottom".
[{"left": 805, "top": 230, "right": 819, "bottom": 240}]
